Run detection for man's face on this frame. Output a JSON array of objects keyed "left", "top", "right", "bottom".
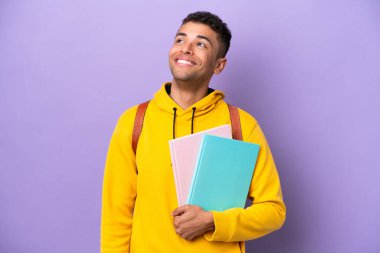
[{"left": 169, "top": 22, "right": 226, "bottom": 84}]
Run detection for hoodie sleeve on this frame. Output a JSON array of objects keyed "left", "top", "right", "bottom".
[
  {"left": 204, "top": 109, "right": 286, "bottom": 242},
  {"left": 101, "top": 107, "right": 138, "bottom": 253}
]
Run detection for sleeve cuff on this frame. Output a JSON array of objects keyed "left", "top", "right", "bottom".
[{"left": 204, "top": 210, "right": 236, "bottom": 242}]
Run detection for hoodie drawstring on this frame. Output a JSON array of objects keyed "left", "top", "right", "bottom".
[
  {"left": 172, "top": 107, "right": 177, "bottom": 139},
  {"left": 191, "top": 107, "right": 196, "bottom": 134},
  {"left": 172, "top": 107, "right": 197, "bottom": 139}
]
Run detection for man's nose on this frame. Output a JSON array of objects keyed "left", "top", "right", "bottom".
[{"left": 180, "top": 42, "right": 194, "bottom": 55}]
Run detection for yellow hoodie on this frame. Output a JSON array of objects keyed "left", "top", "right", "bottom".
[{"left": 101, "top": 83, "right": 286, "bottom": 253}]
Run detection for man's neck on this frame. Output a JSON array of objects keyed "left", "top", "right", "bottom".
[{"left": 169, "top": 80, "right": 210, "bottom": 110}]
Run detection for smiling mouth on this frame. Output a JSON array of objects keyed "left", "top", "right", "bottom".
[{"left": 176, "top": 59, "right": 195, "bottom": 66}]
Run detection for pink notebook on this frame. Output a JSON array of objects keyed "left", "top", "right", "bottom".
[{"left": 169, "top": 124, "right": 232, "bottom": 206}]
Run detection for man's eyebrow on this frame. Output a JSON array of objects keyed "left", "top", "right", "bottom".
[
  {"left": 196, "top": 35, "right": 212, "bottom": 45},
  {"left": 175, "top": 32, "right": 212, "bottom": 45},
  {"left": 175, "top": 32, "right": 187, "bottom": 38}
]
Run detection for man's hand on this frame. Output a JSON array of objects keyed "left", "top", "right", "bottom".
[{"left": 171, "top": 205, "right": 215, "bottom": 241}]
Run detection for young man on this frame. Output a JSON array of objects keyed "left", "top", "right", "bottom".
[{"left": 101, "top": 11, "right": 286, "bottom": 253}]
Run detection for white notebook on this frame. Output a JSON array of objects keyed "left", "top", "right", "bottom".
[{"left": 169, "top": 124, "right": 232, "bottom": 206}]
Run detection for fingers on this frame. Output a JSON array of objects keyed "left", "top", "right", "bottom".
[
  {"left": 174, "top": 224, "right": 197, "bottom": 241},
  {"left": 175, "top": 226, "right": 206, "bottom": 241},
  {"left": 171, "top": 205, "right": 213, "bottom": 241},
  {"left": 178, "top": 232, "right": 196, "bottom": 241},
  {"left": 171, "top": 204, "right": 190, "bottom": 216},
  {"left": 173, "top": 216, "right": 180, "bottom": 227},
  {"left": 172, "top": 205, "right": 211, "bottom": 241}
]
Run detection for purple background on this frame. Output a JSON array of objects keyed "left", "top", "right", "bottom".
[{"left": 1, "top": 1, "right": 379, "bottom": 252}]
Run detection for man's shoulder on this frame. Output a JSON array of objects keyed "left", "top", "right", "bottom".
[
  {"left": 118, "top": 100, "right": 151, "bottom": 120},
  {"left": 118, "top": 104, "right": 139, "bottom": 121},
  {"left": 229, "top": 104, "right": 258, "bottom": 127},
  {"left": 227, "top": 105, "right": 267, "bottom": 142},
  {"left": 113, "top": 101, "right": 146, "bottom": 130}
]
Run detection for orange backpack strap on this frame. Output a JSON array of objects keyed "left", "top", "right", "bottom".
[
  {"left": 132, "top": 100, "right": 150, "bottom": 154},
  {"left": 227, "top": 104, "right": 243, "bottom": 141},
  {"left": 131, "top": 101, "right": 242, "bottom": 154}
]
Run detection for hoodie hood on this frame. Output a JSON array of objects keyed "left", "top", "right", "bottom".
[{"left": 152, "top": 82, "right": 225, "bottom": 121}]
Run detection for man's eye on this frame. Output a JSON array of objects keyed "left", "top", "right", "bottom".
[
  {"left": 197, "top": 42, "right": 206, "bottom": 48},
  {"left": 176, "top": 39, "right": 184, "bottom": 44}
]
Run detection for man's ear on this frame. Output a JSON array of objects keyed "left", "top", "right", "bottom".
[{"left": 214, "top": 58, "right": 227, "bottom": 75}]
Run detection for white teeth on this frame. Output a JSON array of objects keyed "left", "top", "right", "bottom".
[{"left": 177, "top": 59, "right": 193, "bottom": 65}]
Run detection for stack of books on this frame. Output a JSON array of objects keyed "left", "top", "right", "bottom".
[{"left": 169, "top": 125, "right": 260, "bottom": 211}]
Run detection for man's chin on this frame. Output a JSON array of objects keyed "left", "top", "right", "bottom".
[{"left": 171, "top": 72, "right": 195, "bottom": 82}]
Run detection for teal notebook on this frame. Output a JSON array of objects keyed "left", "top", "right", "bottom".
[{"left": 187, "top": 134, "right": 260, "bottom": 211}]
